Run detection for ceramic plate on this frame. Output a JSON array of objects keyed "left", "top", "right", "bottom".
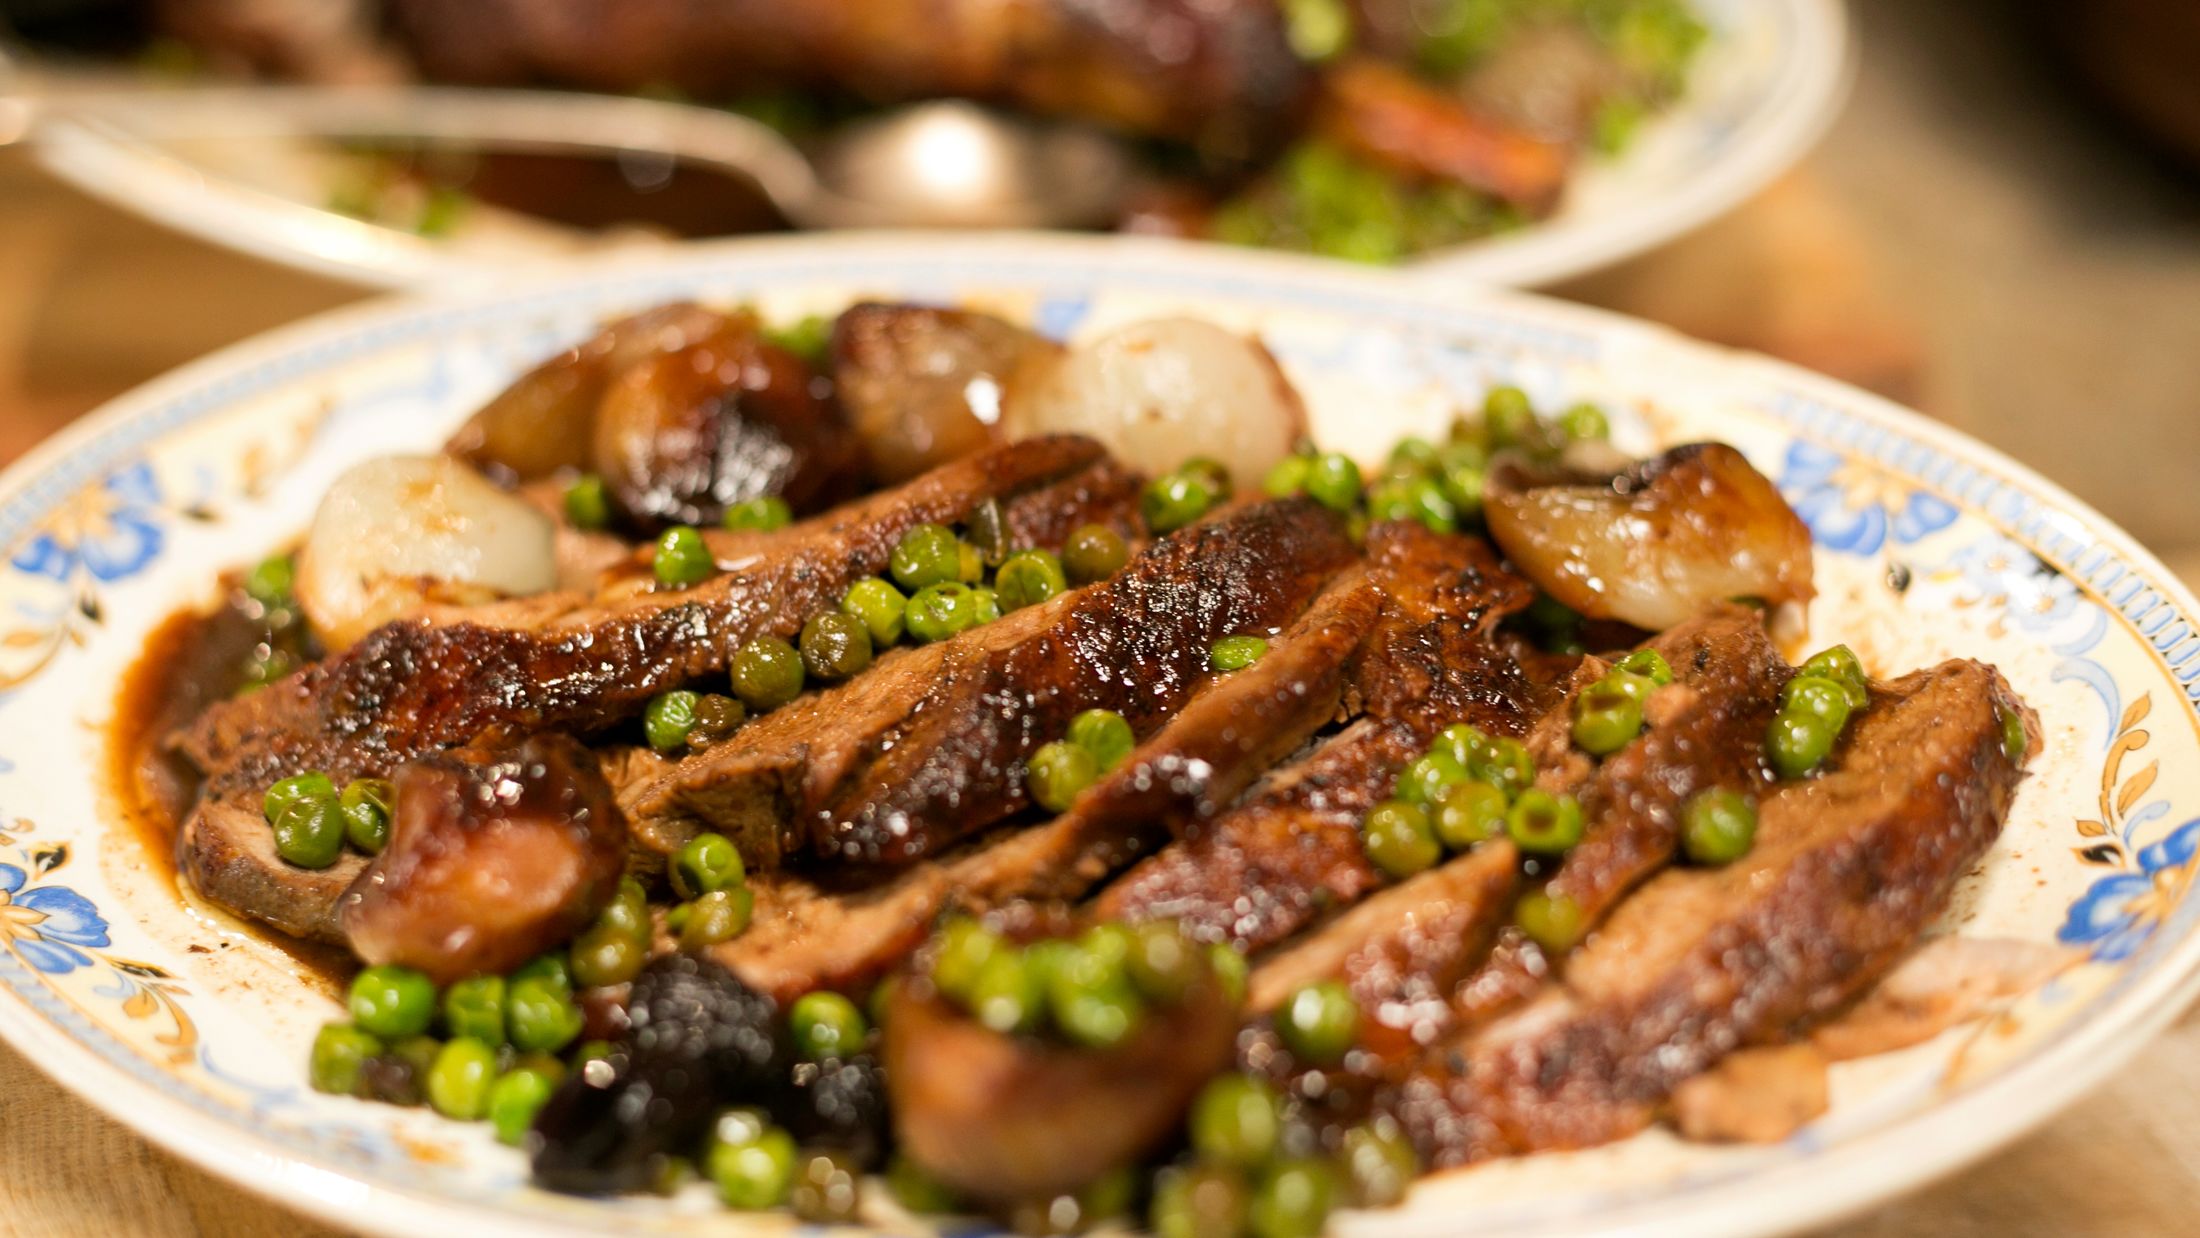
[
  {"left": 31, "top": 0, "right": 1847, "bottom": 290},
  {"left": 1, "top": 235, "right": 2194, "bottom": 1238}
]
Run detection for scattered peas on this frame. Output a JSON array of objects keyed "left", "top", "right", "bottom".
[
  {"left": 643, "top": 689, "right": 702, "bottom": 751},
  {"left": 597, "top": 876, "right": 651, "bottom": 939},
  {"left": 1063, "top": 523, "right": 1130, "bottom": 584},
  {"left": 1395, "top": 750, "right": 1469, "bottom": 805},
  {"left": 1571, "top": 679, "right": 1647, "bottom": 756},
  {"left": 1682, "top": 788, "right": 1758, "bottom": 865},
  {"left": 563, "top": 474, "right": 611, "bottom": 530},
  {"left": 1046, "top": 937, "right": 1145, "bottom": 1049},
  {"left": 1143, "top": 472, "right": 1216, "bottom": 534},
  {"left": 680, "top": 887, "right": 755, "bottom": 950},
  {"left": 722, "top": 495, "right": 792, "bottom": 532},
  {"left": 1767, "top": 709, "right": 1841, "bottom": 779},
  {"left": 441, "top": 976, "right": 506, "bottom": 1046},
  {"left": 905, "top": 581, "right": 982, "bottom": 643},
  {"left": 1182, "top": 456, "right": 1236, "bottom": 501},
  {"left": 263, "top": 771, "right": 336, "bottom": 827},
  {"left": 309, "top": 1022, "right": 382, "bottom": 1096},
  {"left": 971, "top": 585, "right": 1002, "bottom": 625},
  {"left": 1277, "top": 981, "right": 1359, "bottom": 1065},
  {"left": 798, "top": 611, "right": 874, "bottom": 680},
  {"left": 1210, "top": 635, "right": 1271, "bottom": 672},
  {"left": 956, "top": 540, "right": 986, "bottom": 584},
  {"left": 1066, "top": 708, "right": 1135, "bottom": 772},
  {"left": 348, "top": 965, "right": 436, "bottom": 1039},
  {"left": 1027, "top": 740, "right": 1099, "bottom": 813},
  {"left": 1249, "top": 1158, "right": 1339, "bottom": 1238},
  {"left": 1557, "top": 402, "right": 1611, "bottom": 442},
  {"left": 1304, "top": 453, "right": 1363, "bottom": 512},
  {"left": 1482, "top": 386, "right": 1536, "bottom": 449},
  {"left": 1615, "top": 648, "right": 1674, "bottom": 686},
  {"left": 488, "top": 1062, "right": 562, "bottom": 1145},
  {"left": 1263, "top": 455, "right": 1313, "bottom": 499},
  {"left": 1439, "top": 461, "right": 1486, "bottom": 519},
  {"left": 709, "top": 1124, "right": 798, "bottom": 1209},
  {"left": 886, "top": 1153, "right": 963, "bottom": 1214},
  {"left": 1209, "top": 943, "right": 1249, "bottom": 1006},
  {"left": 996, "top": 549, "right": 1070, "bottom": 611},
  {"left": 1467, "top": 735, "right": 1536, "bottom": 798},
  {"left": 969, "top": 949, "right": 1044, "bottom": 1035},
  {"left": 1781, "top": 675, "right": 1854, "bottom": 729},
  {"left": 2000, "top": 703, "right": 2029, "bottom": 764},
  {"left": 1799, "top": 644, "right": 1871, "bottom": 710},
  {"left": 930, "top": 918, "right": 1004, "bottom": 1004},
  {"left": 426, "top": 1036, "right": 498, "bottom": 1120},
  {"left": 1514, "top": 888, "right": 1583, "bottom": 953},
  {"left": 653, "top": 525, "right": 714, "bottom": 587},
  {"left": 1190, "top": 1073, "right": 1283, "bottom": 1168},
  {"left": 673, "top": 832, "right": 746, "bottom": 899},
  {"left": 243, "top": 553, "right": 296, "bottom": 609},
  {"left": 1363, "top": 800, "right": 1441, "bottom": 879},
  {"left": 1154, "top": 1162, "right": 1252, "bottom": 1238},
  {"left": 840, "top": 576, "right": 908, "bottom": 646},
  {"left": 762, "top": 314, "right": 833, "bottom": 367},
  {"left": 339, "top": 777, "right": 393, "bottom": 854},
  {"left": 1506, "top": 789, "right": 1586, "bottom": 854},
  {"left": 1433, "top": 780, "right": 1508, "bottom": 850},
  {"left": 890, "top": 522, "right": 962, "bottom": 590},
  {"left": 571, "top": 924, "right": 649, "bottom": 986},
  {"left": 1340, "top": 1119, "right": 1419, "bottom": 1208},
  {"left": 506, "top": 973, "right": 583, "bottom": 1054},
  {"left": 791, "top": 1148, "right": 863, "bottom": 1224},
  {"left": 1602, "top": 668, "right": 1660, "bottom": 705},
  {"left": 789, "top": 991, "right": 869, "bottom": 1060},
  {"left": 1125, "top": 921, "right": 1201, "bottom": 1003},
  {"left": 272, "top": 795, "right": 345, "bottom": 869},
  {"left": 731, "top": 636, "right": 805, "bottom": 709}
]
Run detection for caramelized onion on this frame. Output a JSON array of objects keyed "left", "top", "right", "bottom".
[
  {"left": 339, "top": 736, "right": 628, "bottom": 985},
  {"left": 831, "top": 303, "right": 1061, "bottom": 484},
  {"left": 1485, "top": 443, "right": 1814, "bottom": 631}
]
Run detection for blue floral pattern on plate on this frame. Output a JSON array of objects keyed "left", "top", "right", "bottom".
[
  {"left": 1779, "top": 440, "right": 1959, "bottom": 555},
  {"left": 2060, "top": 820, "right": 2200, "bottom": 962},
  {"left": 9, "top": 461, "right": 165, "bottom": 585},
  {"left": 0, "top": 861, "right": 112, "bottom": 974}
]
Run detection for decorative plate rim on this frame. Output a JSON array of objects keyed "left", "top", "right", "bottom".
[{"left": 1, "top": 231, "right": 2194, "bottom": 1238}]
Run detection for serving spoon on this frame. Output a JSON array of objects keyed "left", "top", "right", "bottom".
[{"left": 0, "top": 68, "right": 1142, "bottom": 234}]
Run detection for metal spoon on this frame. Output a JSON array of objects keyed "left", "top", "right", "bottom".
[{"left": 0, "top": 73, "right": 1141, "bottom": 232}]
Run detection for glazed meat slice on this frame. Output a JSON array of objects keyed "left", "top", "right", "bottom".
[
  {"left": 704, "top": 566, "right": 1383, "bottom": 1001},
  {"left": 1386, "top": 659, "right": 2034, "bottom": 1166},
  {"left": 1095, "top": 522, "right": 1538, "bottom": 950},
  {"left": 1527, "top": 607, "right": 1791, "bottom": 934}
]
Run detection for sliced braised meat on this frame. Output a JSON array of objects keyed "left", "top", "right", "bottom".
[
  {"left": 1095, "top": 523, "right": 1537, "bottom": 950},
  {"left": 883, "top": 969, "right": 1236, "bottom": 1203},
  {"left": 1809, "top": 936, "right": 2079, "bottom": 1062},
  {"left": 705, "top": 567, "right": 1382, "bottom": 1001},
  {"left": 340, "top": 736, "right": 629, "bottom": 984},
  {"left": 178, "top": 800, "right": 362, "bottom": 943},
  {"left": 1667, "top": 1044, "right": 1829, "bottom": 1144},
  {"left": 1385, "top": 659, "right": 2034, "bottom": 1166},
  {"left": 1528, "top": 607, "right": 1790, "bottom": 935}
]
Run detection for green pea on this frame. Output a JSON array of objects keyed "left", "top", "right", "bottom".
[
  {"left": 687, "top": 693, "right": 747, "bottom": 746},
  {"left": 1125, "top": 920, "right": 1201, "bottom": 1004},
  {"left": 1514, "top": 888, "right": 1583, "bottom": 952},
  {"left": 1365, "top": 480, "right": 1415, "bottom": 524},
  {"left": 339, "top": 778, "right": 394, "bottom": 854},
  {"left": 789, "top": 991, "right": 868, "bottom": 1060},
  {"left": 905, "top": 581, "right": 981, "bottom": 643},
  {"left": 1482, "top": 385, "right": 1537, "bottom": 449},
  {"left": 1439, "top": 461, "right": 1485, "bottom": 520},
  {"left": 1304, "top": 453, "right": 1363, "bottom": 512},
  {"left": 679, "top": 887, "right": 755, "bottom": 950},
  {"left": 360, "top": 1033, "right": 440, "bottom": 1107},
  {"left": 1067, "top": 708, "right": 1135, "bottom": 772},
  {"left": 1340, "top": 1119, "right": 1419, "bottom": 1208},
  {"left": 1363, "top": 800, "right": 1440, "bottom": 879},
  {"left": 791, "top": 1148, "right": 864, "bottom": 1224},
  {"left": 1438, "top": 723, "right": 1490, "bottom": 769},
  {"left": 1524, "top": 593, "right": 1583, "bottom": 652},
  {"left": 1572, "top": 680, "right": 1647, "bottom": 756},
  {"left": 1190, "top": 1073, "right": 1283, "bottom": 1168},
  {"left": 1602, "top": 668, "right": 1660, "bottom": 706},
  {"left": 1062, "top": 523, "right": 1130, "bottom": 584},
  {"left": 643, "top": 689, "right": 701, "bottom": 751},
  {"left": 763, "top": 313, "right": 833, "bottom": 367},
  {"left": 1433, "top": 780, "right": 1508, "bottom": 850},
  {"left": 886, "top": 1153, "right": 963, "bottom": 1215},
  {"left": 2000, "top": 703, "right": 2029, "bottom": 764},
  {"left": 348, "top": 965, "right": 436, "bottom": 1038},
  {"left": 1385, "top": 436, "right": 1439, "bottom": 475},
  {"left": 1683, "top": 788, "right": 1758, "bottom": 865},
  {"left": 709, "top": 1124, "right": 798, "bottom": 1209},
  {"left": 890, "top": 522, "right": 962, "bottom": 590},
  {"left": 798, "top": 611, "right": 874, "bottom": 681},
  {"left": 971, "top": 585, "right": 1002, "bottom": 625},
  {"left": 598, "top": 877, "right": 651, "bottom": 940},
  {"left": 1557, "top": 402, "right": 1610, "bottom": 442},
  {"left": 1467, "top": 735, "right": 1536, "bottom": 799},
  {"left": 1182, "top": 456, "right": 1236, "bottom": 501},
  {"left": 1080, "top": 922, "right": 1135, "bottom": 971},
  {"left": 723, "top": 495, "right": 792, "bottom": 532},
  {"left": 1153, "top": 1163, "right": 1252, "bottom": 1238},
  {"left": 563, "top": 474, "right": 610, "bottom": 530},
  {"left": 931, "top": 918, "right": 1004, "bottom": 1005},
  {"left": 1395, "top": 750, "right": 1469, "bottom": 805},
  {"left": 507, "top": 975, "right": 583, "bottom": 1053},
  {"left": 969, "top": 948, "right": 1044, "bottom": 1035},
  {"left": 489, "top": 1062, "right": 561, "bottom": 1145},
  {"left": 1800, "top": 644, "right": 1871, "bottom": 710},
  {"left": 426, "top": 1036, "right": 497, "bottom": 1120},
  {"left": 840, "top": 577, "right": 908, "bottom": 647},
  {"left": 512, "top": 953, "right": 572, "bottom": 992},
  {"left": 263, "top": 771, "right": 336, "bottom": 826},
  {"left": 653, "top": 525, "right": 714, "bottom": 587},
  {"left": 1027, "top": 740, "right": 1099, "bottom": 813},
  {"left": 996, "top": 549, "right": 1070, "bottom": 611},
  {"left": 1615, "top": 648, "right": 1674, "bottom": 686},
  {"left": 1210, "top": 635, "right": 1270, "bottom": 672},
  {"left": 1249, "top": 1158, "right": 1339, "bottom": 1238},
  {"left": 442, "top": 976, "right": 506, "bottom": 1045},
  {"left": 731, "top": 636, "right": 805, "bottom": 709},
  {"left": 674, "top": 831, "right": 746, "bottom": 899},
  {"left": 956, "top": 540, "right": 986, "bottom": 584},
  {"left": 570, "top": 924, "right": 649, "bottom": 987},
  {"left": 1781, "top": 675, "right": 1854, "bottom": 730},
  {"left": 309, "top": 1022, "right": 382, "bottom": 1096},
  {"left": 272, "top": 795, "right": 345, "bottom": 869},
  {"left": 243, "top": 553, "right": 296, "bottom": 609},
  {"left": 1143, "top": 472, "right": 1216, "bottom": 534},
  {"left": 1278, "top": 981, "right": 1358, "bottom": 1065},
  {"left": 1046, "top": 938, "right": 1146, "bottom": 1049},
  {"left": 1506, "top": 789, "right": 1585, "bottom": 854},
  {"left": 1263, "top": 455, "right": 1313, "bottom": 499},
  {"left": 1768, "top": 709, "right": 1841, "bottom": 779},
  {"left": 1210, "top": 943, "right": 1249, "bottom": 1006},
  {"left": 1400, "top": 476, "right": 1459, "bottom": 533}
]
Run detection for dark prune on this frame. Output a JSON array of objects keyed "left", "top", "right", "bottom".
[
  {"left": 530, "top": 956, "right": 788, "bottom": 1194},
  {"left": 777, "top": 1054, "right": 889, "bottom": 1170}
]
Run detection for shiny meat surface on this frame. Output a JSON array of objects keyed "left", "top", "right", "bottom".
[
  {"left": 831, "top": 303, "right": 1061, "bottom": 484},
  {"left": 1387, "top": 659, "right": 2033, "bottom": 1165},
  {"left": 339, "top": 736, "right": 629, "bottom": 984}
]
